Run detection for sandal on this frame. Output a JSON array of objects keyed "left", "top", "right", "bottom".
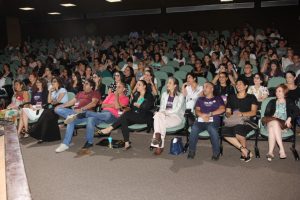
[
  {"left": 266, "top": 153, "right": 274, "bottom": 162},
  {"left": 239, "top": 146, "right": 252, "bottom": 162},
  {"left": 279, "top": 152, "right": 287, "bottom": 159}
]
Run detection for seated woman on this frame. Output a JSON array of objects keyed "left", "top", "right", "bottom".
[
  {"left": 247, "top": 73, "right": 269, "bottom": 106},
  {"left": 92, "top": 72, "right": 106, "bottom": 100},
  {"left": 108, "top": 71, "right": 128, "bottom": 96},
  {"left": 29, "top": 77, "right": 68, "bottom": 143},
  {"left": 133, "top": 69, "right": 158, "bottom": 96},
  {"left": 222, "top": 79, "right": 258, "bottom": 162},
  {"left": 17, "top": 78, "right": 48, "bottom": 138},
  {"left": 181, "top": 72, "right": 203, "bottom": 126},
  {"left": 192, "top": 59, "right": 207, "bottom": 78},
  {"left": 263, "top": 84, "right": 300, "bottom": 161},
  {"left": 67, "top": 71, "right": 83, "bottom": 95},
  {"left": 48, "top": 77, "right": 68, "bottom": 105},
  {"left": 5, "top": 80, "right": 30, "bottom": 120},
  {"left": 285, "top": 71, "right": 300, "bottom": 104},
  {"left": 101, "top": 80, "right": 154, "bottom": 150},
  {"left": 263, "top": 60, "right": 284, "bottom": 82},
  {"left": 212, "top": 72, "right": 235, "bottom": 104},
  {"left": 150, "top": 53, "right": 165, "bottom": 70},
  {"left": 182, "top": 72, "right": 203, "bottom": 112},
  {"left": 124, "top": 66, "right": 136, "bottom": 90},
  {"left": 151, "top": 77, "right": 185, "bottom": 155}
]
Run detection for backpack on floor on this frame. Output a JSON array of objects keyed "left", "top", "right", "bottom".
[{"left": 169, "top": 137, "right": 184, "bottom": 155}]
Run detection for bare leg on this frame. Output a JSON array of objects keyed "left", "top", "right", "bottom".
[
  {"left": 22, "top": 111, "right": 29, "bottom": 132},
  {"left": 270, "top": 121, "right": 286, "bottom": 158},
  {"left": 17, "top": 110, "right": 24, "bottom": 134},
  {"left": 224, "top": 136, "right": 248, "bottom": 157},
  {"left": 267, "top": 122, "right": 276, "bottom": 156},
  {"left": 236, "top": 134, "right": 246, "bottom": 149}
]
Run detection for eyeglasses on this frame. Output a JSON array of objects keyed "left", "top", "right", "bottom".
[{"left": 114, "top": 74, "right": 120, "bottom": 77}]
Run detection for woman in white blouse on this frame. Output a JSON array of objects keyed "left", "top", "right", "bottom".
[
  {"left": 151, "top": 77, "right": 185, "bottom": 155},
  {"left": 182, "top": 72, "right": 203, "bottom": 112},
  {"left": 247, "top": 73, "right": 269, "bottom": 104}
]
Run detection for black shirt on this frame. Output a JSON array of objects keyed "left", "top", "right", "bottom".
[
  {"left": 214, "top": 84, "right": 236, "bottom": 97},
  {"left": 286, "top": 87, "right": 300, "bottom": 103},
  {"left": 227, "top": 93, "right": 258, "bottom": 113},
  {"left": 239, "top": 74, "right": 254, "bottom": 86}
]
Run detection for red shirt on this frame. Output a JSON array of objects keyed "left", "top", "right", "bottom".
[{"left": 75, "top": 91, "right": 100, "bottom": 110}]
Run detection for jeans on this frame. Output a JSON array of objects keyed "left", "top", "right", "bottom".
[
  {"left": 189, "top": 121, "right": 220, "bottom": 156},
  {"left": 55, "top": 107, "right": 88, "bottom": 146},
  {"left": 85, "top": 110, "right": 117, "bottom": 143}
]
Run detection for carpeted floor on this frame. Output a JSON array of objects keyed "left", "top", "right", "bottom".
[{"left": 20, "top": 128, "right": 300, "bottom": 200}]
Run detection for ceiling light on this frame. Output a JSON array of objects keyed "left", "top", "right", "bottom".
[
  {"left": 60, "top": 3, "right": 76, "bottom": 7},
  {"left": 106, "top": 0, "right": 122, "bottom": 2},
  {"left": 220, "top": 0, "right": 233, "bottom": 2},
  {"left": 48, "top": 12, "right": 61, "bottom": 15},
  {"left": 19, "top": 7, "right": 35, "bottom": 11}
]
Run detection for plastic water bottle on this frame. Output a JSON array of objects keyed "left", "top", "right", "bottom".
[{"left": 108, "top": 137, "right": 113, "bottom": 149}]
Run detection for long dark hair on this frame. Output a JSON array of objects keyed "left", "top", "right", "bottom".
[
  {"left": 71, "top": 71, "right": 83, "bottom": 89},
  {"left": 267, "top": 60, "right": 282, "bottom": 76}
]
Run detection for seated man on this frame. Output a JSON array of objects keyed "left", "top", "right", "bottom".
[
  {"left": 55, "top": 79, "right": 100, "bottom": 153},
  {"left": 187, "top": 82, "right": 225, "bottom": 160},
  {"left": 65, "top": 82, "right": 130, "bottom": 150}
]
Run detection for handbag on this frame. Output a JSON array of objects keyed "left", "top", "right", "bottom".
[
  {"left": 262, "top": 116, "right": 287, "bottom": 129},
  {"left": 223, "top": 111, "right": 249, "bottom": 127},
  {"left": 169, "top": 137, "right": 184, "bottom": 155}
]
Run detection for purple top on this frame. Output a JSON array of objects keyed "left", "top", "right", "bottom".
[
  {"left": 195, "top": 96, "right": 224, "bottom": 123},
  {"left": 166, "top": 96, "right": 175, "bottom": 110}
]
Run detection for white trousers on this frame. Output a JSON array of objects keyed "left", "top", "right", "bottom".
[{"left": 152, "top": 112, "right": 182, "bottom": 148}]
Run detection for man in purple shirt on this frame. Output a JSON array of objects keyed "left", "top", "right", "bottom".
[{"left": 187, "top": 82, "right": 225, "bottom": 160}]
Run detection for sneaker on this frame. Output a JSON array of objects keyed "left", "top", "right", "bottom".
[
  {"left": 64, "top": 114, "right": 78, "bottom": 124},
  {"left": 187, "top": 151, "right": 195, "bottom": 159},
  {"left": 82, "top": 142, "right": 93, "bottom": 149},
  {"left": 211, "top": 154, "right": 220, "bottom": 161},
  {"left": 55, "top": 143, "right": 69, "bottom": 153}
]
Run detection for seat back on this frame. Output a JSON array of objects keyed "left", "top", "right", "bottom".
[
  {"left": 267, "top": 77, "right": 286, "bottom": 88},
  {"left": 102, "top": 77, "right": 114, "bottom": 86},
  {"left": 160, "top": 65, "right": 175, "bottom": 74},
  {"left": 154, "top": 71, "right": 168, "bottom": 82},
  {"left": 174, "top": 70, "right": 188, "bottom": 81},
  {"left": 179, "top": 65, "right": 193, "bottom": 73},
  {"left": 197, "top": 77, "right": 207, "bottom": 86}
]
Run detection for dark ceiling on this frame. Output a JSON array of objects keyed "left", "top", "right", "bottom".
[{"left": 0, "top": 0, "right": 255, "bottom": 20}]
